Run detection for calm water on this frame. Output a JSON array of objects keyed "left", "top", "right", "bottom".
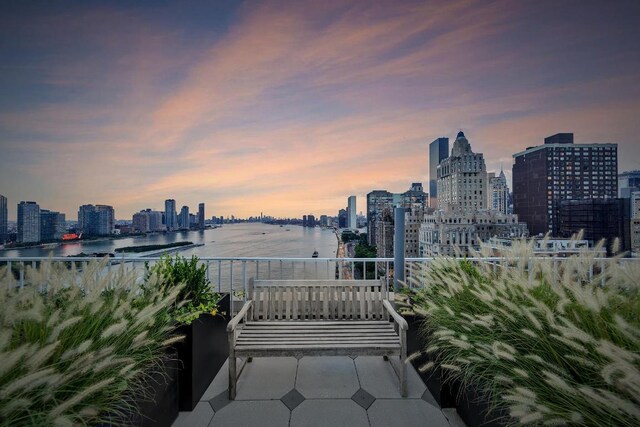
[{"left": 0, "top": 223, "right": 338, "bottom": 259}]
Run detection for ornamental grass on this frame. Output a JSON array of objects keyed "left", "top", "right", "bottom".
[
  {"left": 404, "top": 237, "right": 640, "bottom": 426},
  {"left": 0, "top": 260, "right": 183, "bottom": 426}
]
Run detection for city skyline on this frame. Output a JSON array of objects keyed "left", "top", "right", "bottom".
[{"left": 1, "top": 1, "right": 640, "bottom": 221}]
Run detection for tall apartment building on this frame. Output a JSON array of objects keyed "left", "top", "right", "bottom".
[
  {"left": 17, "top": 201, "right": 40, "bottom": 243},
  {"left": 366, "top": 183, "right": 429, "bottom": 257},
  {"left": 198, "top": 203, "right": 205, "bottom": 229},
  {"left": 513, "top": 133, "right": 618, "bottom": 237},
  {"left": 429, "top": 137, "right": 449, "bottom": 208},
  {"left": 420, "top": 132, "right": 527, "bottom": 257},
  {"left": 78, "top": 204, "right": 115, "bottom": 235},
  {"left": 0, "top": 194, "right": 7, "bottom": 243},
  {"left": 488, "top": 169, "right": 509, "bottom": 214},
  {"left": 132, "top": 209, "right": 164, "bottom": 233},
  {"left": 165, "top": 199, "right": 178, "bottom": 231},
  {"left": 338, "top": 209, "right": 347, "bottom": 228},
  {"left": 179, "top": 206, "right": 190, "bottom": 230},
  {"left": 347, "top": 196, "right": 357, "bottom": 229},
  {"left": 40, "top": 210, "right": 66, "bottom": 241}
]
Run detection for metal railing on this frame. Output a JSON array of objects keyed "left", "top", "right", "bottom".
[{"left": 2, "top": 255, "right": 636, "bottom": 290}]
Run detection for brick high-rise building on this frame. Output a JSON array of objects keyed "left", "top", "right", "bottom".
[
  {"left": 513, "top": 133, "right": 618, "bottom": 237},
  {"left": 78, "top": 204, "right": 114, "bottom": 236},
  {"left": 198, "top": 203, "right": 205, "bottom": 229}
]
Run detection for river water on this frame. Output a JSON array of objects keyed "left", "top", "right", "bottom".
[{"left": 0, "top": 223, "right": 338, "bottom": 259}]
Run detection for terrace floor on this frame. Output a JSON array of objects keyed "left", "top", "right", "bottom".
[{"left": 172, "top": 356, "right": 463, "bottom": 427}]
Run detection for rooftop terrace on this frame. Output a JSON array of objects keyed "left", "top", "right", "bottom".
[{"left": 173, "top": 356, "right": 461, "bottom": 427}]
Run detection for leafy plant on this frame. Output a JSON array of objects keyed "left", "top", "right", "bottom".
[
  {"left": 0, "top": 260, "right": 183, "bottom": 426},
  {"left": 148, "top": 255, "right": 222, "bottom": 325},
  {"left": 405, "top": 238, "right": 640, "bottom": 426}
]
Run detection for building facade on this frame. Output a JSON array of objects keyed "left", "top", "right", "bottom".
[
  {"left": 366, "top": 183, "right": 429, "bottom": 257},
  {"left": 429, "top": 137, "right": 449, "bottom": 208},
  {"left": 513, "top": 133, "right": 618, "bottom": 236},
  {"left": 78, "top": 204, "right": 114, "bottom": 236},
  {"left": 619, "top": 170, "right": 640, "bottom": 199},
  {"left": 164, "top": 199, "right": 177, "bottom": 231},
  {"left": 40, "top": 210, "right": 66, "bottom": 241},
  {"left": 0, "top": 194, "right": 7, "bottom": 243},
  {"left": 179, "top": 206, "right": 190, "bottom": 230},
  {"left": 17, "top": 201, "right": 40, "bottom": 243},
  {"left": 420, "top": 132, "right": 527, "bottom": 257},
  {"left": 132, "top": 209, "right": 164, "bottom": 233},
  {"left": 347, "top": 196, "right": 357, "bottom": 229},
  {"left": 488, "top": 169, "right": 509, "bottom": 214},
  {"left": 198, "top": 203, "right": 205, "bottom": 229},
  {"left": 558, "top": 198, "right": 630, "bottom": 254}
]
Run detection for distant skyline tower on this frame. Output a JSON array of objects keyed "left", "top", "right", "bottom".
[
  {"left": 17, "top": 201, "right": 40, "bottom": 243},
  {"left": 198, "top": 203, "right": 205, "bottom": 229},
  {"left": 165, "top": 199, "right": 177, "bottom": 231},
  {"left": 429, "top": 137, "right": 449, "bottom": 208},
  {"left": 488, "top": 167, "right": 509, "bottom": 214},
  {"left": 0, "top": 194, "right": 7, "bottom": 243},
  {"left": 40, "top": 210, "right": 66, "bottom": 240},
  {"left": 179, "top": 205, "right": 190, "bottom": 230},
  {"left": 347, "top": 196, "right": 356, "bottom": 229}
]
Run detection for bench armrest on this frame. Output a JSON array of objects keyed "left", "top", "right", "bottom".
[
  {"left": 383, "top": 300, "right": 408, "bottom": 331},
  {"left": 227, "top": 300, "right": 254, "bottom": 333}
]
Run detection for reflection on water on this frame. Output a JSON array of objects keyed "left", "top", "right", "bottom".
[{"left": 1, "top": 223, "right": 338, "bottom": 259}]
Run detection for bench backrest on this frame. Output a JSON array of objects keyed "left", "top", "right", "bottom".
[{"left": 248, "top": 279, "right": 388, "bottom": 321}]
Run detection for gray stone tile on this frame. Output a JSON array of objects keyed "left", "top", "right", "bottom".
[
  {"left": 208, "top": 390, "right": 231, "bottom": 413},
  {"left": 351, "top": 388, "right": 376, "bottom": 410},
  {"left": 281, "top": 388, "right": 305, "bottom": 411},
  {"left": 296, "top": 356, "right": 359, "bottom": 398},
  {"left": 201, "top": 359, "right": 229, "bottom": 401},
  {"left": 290, "top": 400, "right": 369, "bottom": 427},
  {"left": 235, "top": 357, "right": 298, "bottom": 400},
  {"left": 368, "top": 399, "right": 450, "bottom": 427},
  {"left": 421, "top": 388, "right": 439, "bottom": 408},
  {"left": 443, "top": 408, "right": 467, "bottom": 427},
  {"left": 355, "top": 356, "right": 426, "bottom": 399},
  {"left": 208, "top": 400, "right": 290, "bottom": 427},
  {"left": 173, "top": 402, "right": 214, "bottom": 427}
]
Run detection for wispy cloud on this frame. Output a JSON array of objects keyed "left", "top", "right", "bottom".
[{"left": 1, "top": 0, "right": 639, "bottom": 219}]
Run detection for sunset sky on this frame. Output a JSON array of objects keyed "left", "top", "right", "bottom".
[{"left": 1, "top": 0, "right": 639, "bottom": 221}]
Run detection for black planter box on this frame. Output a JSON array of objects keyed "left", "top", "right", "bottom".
[
  {"left": 403, "top": 313, "right": 457, "bottom": 408},
  {"left": 99, "top": 351, "right": 179, "bottom": 427},
  {"left": 403, "top": 312, "right": 507, "bottom": 426},
  {"left": 176, "top": 293, "right": 230, "bottom": 411}
]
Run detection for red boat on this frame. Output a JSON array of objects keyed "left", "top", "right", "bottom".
[{"left": 62, "top": 232, "right": 82, "bottom": 241}]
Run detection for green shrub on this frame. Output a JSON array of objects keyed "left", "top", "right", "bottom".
[
  {"left": 406, "top": 239, "right": 640, "bottom": 426},
  {"left": 147, "top": 255, "right": 222, "bottom": 325},
  {"left": 0, "top": 260, "right": 183, "bottom": 426}
]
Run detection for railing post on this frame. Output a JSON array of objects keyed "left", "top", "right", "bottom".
[
  {"left": 242, "top": 261, "right": 247, "bottom": 301},
  {"left": 218, "top": 260, "right": 222, "bottom": 292},
  {"left": 394, "top": 206, "right": 406, "bottom": 292}
]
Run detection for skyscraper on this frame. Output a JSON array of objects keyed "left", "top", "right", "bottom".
[
  {"left": 198, "top": 203, "right": 205, "bottom": 229},
  {"left": 420, "top": 132, "right": 526, "bottom": 257},
  {"left": 179, "top": 205, "right": 190, "bottom": 230},
  {"left": 0, "top": 194, "right": 7, "bottom": 243},
  {"left": 347, "top": 196, "right": 356, "bottom": 229},
  {"left": 40, "top": 210, "right": 66, "bottom": 241},
  {"left": 488, "top": 168, "right": 509, "bottom": 214},
  {"left": 165, "top": 199, "right": 177, "bottom": 231},
  {"left": 17, "top": 201, "right": 40, "bottom": 243},
  {"left": 78, "top": 204, "right": 114, "bottom": 235},
  {"left": 513, "top": 133, "right": 618, "bottom": 236},
  {"left": 429, "top": 137, "right": 449, "bottom": 208}
]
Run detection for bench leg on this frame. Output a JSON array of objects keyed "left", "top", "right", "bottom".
[
  {"left": 229, "top": 356, "right": 237, "bottom": 400},
  {"left": 399, "top": 355, "right": 407, "bottom": 397}
]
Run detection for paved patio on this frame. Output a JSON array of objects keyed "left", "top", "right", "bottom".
[{"left": 173, "top": 356, "right": 463, "bottom": 427}]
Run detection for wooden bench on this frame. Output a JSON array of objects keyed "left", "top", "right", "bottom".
[{"left": 227, "top": 279, "right": 408, "bottom": 399}]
